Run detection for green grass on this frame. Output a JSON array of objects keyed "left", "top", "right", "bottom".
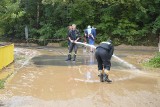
[
  {"left": 0, "top": 73, "right": 13, "bottom": 89},
  {"left": 0, "top": 79, "right": 5, "bottom": 89},
  {"left": 144, "top": 52, "right": 160, "bottom": 68},
  {"left": 60, "top": 41, "right": 68, "bottom": 47}
]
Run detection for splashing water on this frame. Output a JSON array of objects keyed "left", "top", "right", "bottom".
[
  {"left": 75, "top": 42, "right": 140, "bottom": 72},
  {"left": 112, "top": 55, "right": 140, "bottom": 72},
  {"left": 86, "top": 71, "right": 91, "bottom": 80},
  {"left": 75, "top": 42, "right": 96, "bottom": 49}
]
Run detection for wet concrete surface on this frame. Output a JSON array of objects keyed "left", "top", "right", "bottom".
[{"left": 0, "top": 47, "right": 160, "bottom": 107}]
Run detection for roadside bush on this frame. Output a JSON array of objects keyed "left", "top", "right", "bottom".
[
  {"left": 37, "top": 36, "right": 48, "bottom": 46},
  {"left": 0, "top": 79, "right": 5, "bottom": 89},
  {"left": 60, "top": 41, "right": 68, "bottom": 47},
  {"left": 145, "top": 52, "right": 160, "bottom": 68}
]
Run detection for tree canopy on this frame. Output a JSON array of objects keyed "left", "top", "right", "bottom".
[{"left": 0, "top": 0, "right": 160, "bottom": 45}]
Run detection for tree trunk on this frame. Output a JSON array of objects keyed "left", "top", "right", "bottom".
[
  {"left": 158, "top": 34, "right": 160, "bottom": 52},
  {"left": 37, "top": 2, "right": 40, "bottom": 28}
]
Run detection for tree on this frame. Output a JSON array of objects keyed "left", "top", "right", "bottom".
[
  {"left": 0, "top": 0, "right": 160, "bottom": 48},
  {"left": 0, "top": 0, "right": 25, "bottom": 39}
]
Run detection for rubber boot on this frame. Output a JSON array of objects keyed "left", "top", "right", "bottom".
[
  {"left": 98, "top": 70, "right": 104, "bottom": 82},
  {"left": 99, "top": 73, "right": 104, "bottom": 82},
  {"left": 65, "top": 54, "right": 71, "bottom": 61},
  {"left": 103, "top": 74, "right": 112, "bottom": 83},
  {"left": 72, "top": 54, "right": 76, "bottom": 61}
]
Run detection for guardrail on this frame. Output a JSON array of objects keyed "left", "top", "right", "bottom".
[{"left": 0, "top": 44, "right": 14, "bottom": 70}]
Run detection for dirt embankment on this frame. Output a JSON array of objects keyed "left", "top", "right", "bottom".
[{"left": 115, "top": 44, "right": 160, "bottom": 73}]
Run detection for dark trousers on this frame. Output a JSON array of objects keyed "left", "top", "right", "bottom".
[
  {"left": 69, "top": 43, "right": 78, "bottom": 54},
  {"left": 95, "top": 48, "right": 111, "bottom": 71},
  {"left": 68, "top": 40, "right": 70, "bottom": 46}
]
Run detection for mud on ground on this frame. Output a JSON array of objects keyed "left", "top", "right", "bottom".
[
  {"left": 115, "top": 44, "right": 160, "bottom": 73},
  {"left": 0, "top": 45, "right": 159, "bottom": 107}
]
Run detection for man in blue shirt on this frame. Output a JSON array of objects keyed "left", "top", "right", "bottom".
[
  {"left": 86, "top": 25, "right": 95, "bottom": 52},
  {"left": 92, "top": 26, "right": 96, "bottom": 39},
  {"left": 84, "top": 29, "right": 88, "bottom": 43}
]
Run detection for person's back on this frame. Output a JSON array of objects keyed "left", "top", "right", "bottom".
[
  {"left": 87, "top": 25, "right": 95, "bottom": 52},
  {"left": 83, "top": 29, "right": 88, "bottom": 43},
  {"left": 87, "top": 28, "right": 92, "bottom": 35},
  {"left": 95, "top": 40, "right": 114, "bottom": 82},
  {"left": 91, "top": 27, "right": 96, "bottom": 38},
  {"left": 98, "top": 41, "right": 114, "bottom": 59}
]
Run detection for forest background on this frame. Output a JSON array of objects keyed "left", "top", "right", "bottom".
[{"left": 0, "top": 0, "right": 160, "bottom": 46}]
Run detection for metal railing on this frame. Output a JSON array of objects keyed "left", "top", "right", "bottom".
[{"left": 0, "top": 44, "right": 14, "bottom": 70}]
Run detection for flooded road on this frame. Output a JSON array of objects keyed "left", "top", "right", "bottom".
[{"left": 0, "top": 47, "right": 160, "bottom": 107}]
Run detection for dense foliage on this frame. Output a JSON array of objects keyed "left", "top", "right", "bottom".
[{"left": 0, "top": 0, "right": 160, "bottom": 45}]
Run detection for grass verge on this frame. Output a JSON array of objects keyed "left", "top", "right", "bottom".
[
  {"left": 0, "top": 79, "right": 5, "bottom": 89},
  {"left": 0, "top": 72, "right": 13, "bottom": 89},
  {"left": 144, "top": 52, "right": 160, "bottom": 68}
]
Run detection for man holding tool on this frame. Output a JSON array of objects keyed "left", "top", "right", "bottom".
[{"left": 66, "top": 24, "right": 80, "bottom": 61}]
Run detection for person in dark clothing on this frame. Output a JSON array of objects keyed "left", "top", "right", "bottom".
[
  {"left": 67, "top": 26, "right": 72, "bottom": 48},
  {"left": 84, "top": 29, "right": 88, "bottom": 43},
  {"left": 66, "top": 24, "right": 80, "bottom": 61},
  {"left": 95, "top": 40, "right": 114, "bottom": 82}
]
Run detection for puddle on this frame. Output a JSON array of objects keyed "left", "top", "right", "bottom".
[
  {"left": 0, "top": 47, "right": 160, "bottom": 107},
  {"left": 0, "top": 65, "right": 14, "bottom": 80},
  {"left": 31, "top": 54, "right": 130, "bottom": 69}
]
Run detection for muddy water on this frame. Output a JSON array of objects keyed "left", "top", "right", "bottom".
[
  {"left": 0, "top": 47, "right": 160, "bottom": 107},
  {"left": 0, "top": 65, "right": 14, "bottom": 80}
]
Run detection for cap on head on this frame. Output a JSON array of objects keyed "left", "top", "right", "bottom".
[
  {"left": 107, "top": 39, "right": 112, "bottom": 44},
  {"left": 72, "top": 24, "right": 76, "bottom": 27},
  {"left": 72, "top": 24, "right": 76, "bottom": 29},
  {"left": 87, "top": 25, "right": 91, "bottom": 29}
]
